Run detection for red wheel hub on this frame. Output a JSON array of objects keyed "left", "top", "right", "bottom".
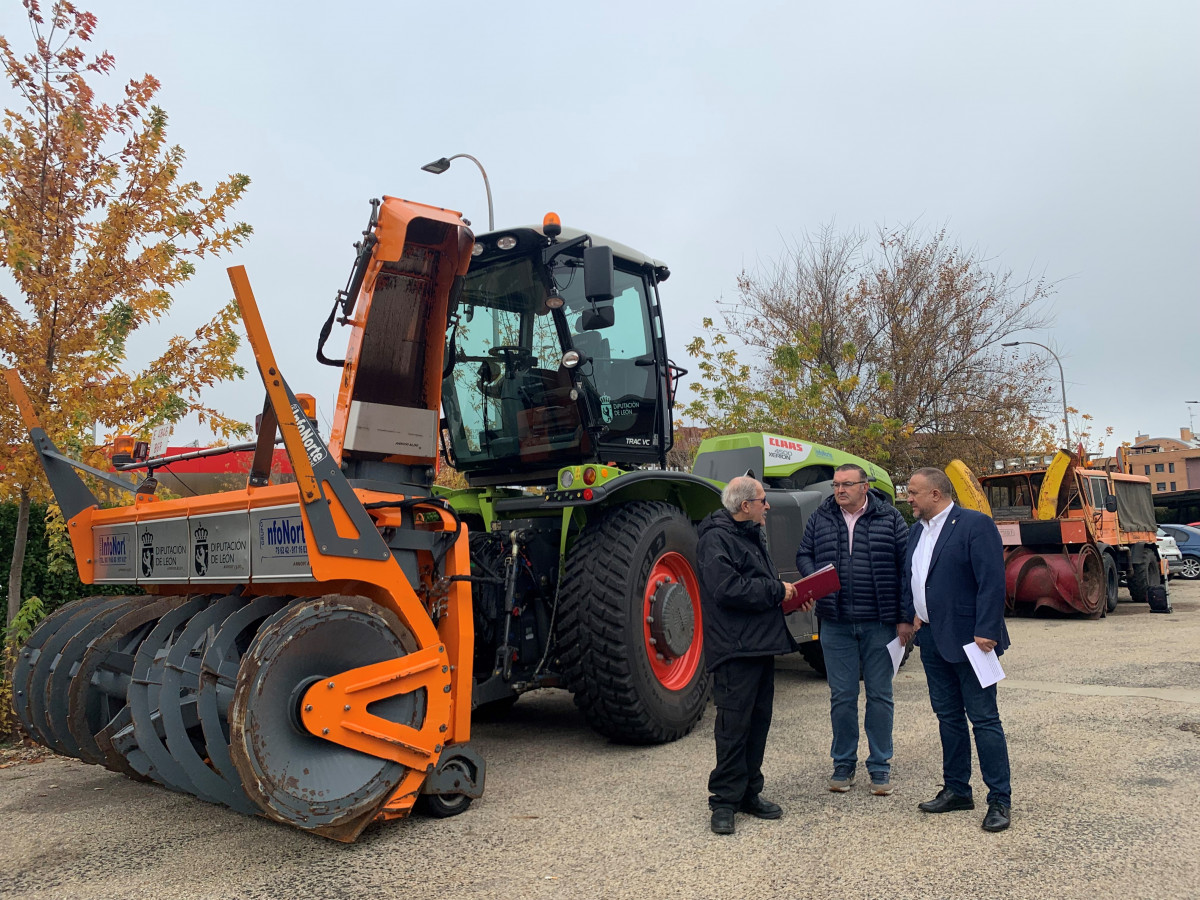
[{"left": 642, "top": 552, "right": 703, "bottom": 689}]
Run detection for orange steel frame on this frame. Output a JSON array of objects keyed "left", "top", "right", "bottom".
[
  {"left": 5, "top": 197, "right": 477, "bottom": 821},
  {"left": 326, "top": 196, "right": 474, "bottom": 463}
]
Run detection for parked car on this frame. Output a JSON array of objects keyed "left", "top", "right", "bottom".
[
  {"left": 1159, "top": 523, "right": 1200, "bottom": 580},
  {"left": 1156, "top": 528, "right": 1184, "bottom": 577}
]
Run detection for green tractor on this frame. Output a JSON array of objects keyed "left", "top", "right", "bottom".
[
  {"left": 7, "top": 198, "right": 899, "bottom": 838},
  {"left": 432, "top": 213, "right": 895, "bottom": 740}
]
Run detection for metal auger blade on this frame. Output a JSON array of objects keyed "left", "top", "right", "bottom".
[
  {"left": 27, "top": 597, "right": 130, "bottom": 752},
  {"left": 120, "top": 595, "right": 215, "bottom": 791},
  {"left": 229, "top": 596, "right": 425, "bottom": 842},
  {"left": 67, "top": 596, "right": 187, "bottom": 770},
  {"left": 14, "top": 595, "right": 123, "bottom": 744},
  {"left": 196, "top": 595, "right": 288, "bottom": 806},
  {"left": 95, "top": 706, "right": 150, "bottom": 782},
  {"left": 158, "top": 593, "right": 258, "bottom": 814},
  {"left": 44, "top": 596, "right": 144, "bottom": 759}
]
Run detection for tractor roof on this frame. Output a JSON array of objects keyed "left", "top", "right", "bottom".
[{"left": 476, "top": 224, "right": 670, "bottom": 279}]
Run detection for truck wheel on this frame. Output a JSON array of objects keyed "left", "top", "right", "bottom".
[
  {"left": 1127, "top": 546, "right": 1162, "bottom": 604},
  {"left": 1103, "top": 553, "right": 1119, "bottom": 613},
  {"left": 558, "top": 501, "right": 709, "bottom": 744},
  {"left": 799, "top": 642, "right": 827, "bottom": 677}
]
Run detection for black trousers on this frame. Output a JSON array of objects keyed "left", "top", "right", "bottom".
[{"left": 708, "top": 655, "right": 775, "bottom": 810}]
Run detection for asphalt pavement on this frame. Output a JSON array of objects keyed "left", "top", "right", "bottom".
[{"left": 1, "top": 579, "right": 1197, "bottom": 900}]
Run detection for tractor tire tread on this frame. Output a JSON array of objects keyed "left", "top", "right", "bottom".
[{"left": 557, "top": 500, "right": 708, "bottom": 744}]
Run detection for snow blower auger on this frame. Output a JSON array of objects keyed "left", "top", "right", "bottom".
[{"left": 5, "top": 197, "right": 482, "bottom": 841}]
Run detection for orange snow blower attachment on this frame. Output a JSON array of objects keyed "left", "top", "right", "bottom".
[
  {"left": 8, "top": 197, "right": 481, "bottom": 841},
  {"left": 954, "top": 452, "right": 1161, "bottom": 618}
]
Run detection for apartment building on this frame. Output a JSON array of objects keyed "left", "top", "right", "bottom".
[{"left": 1123, "top": 427, "right": 1200, "bottom": 496}]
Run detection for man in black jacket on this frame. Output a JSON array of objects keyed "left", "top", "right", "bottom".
[
  {"left": 796, "top": 464, "right": 910, "bottom": 796},
  {"left": 698, "top": 476, "right": 802, "bottom": 835}
]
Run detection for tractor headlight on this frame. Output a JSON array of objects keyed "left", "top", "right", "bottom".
[
  {"left": 496, "top": 235, "right": 517, "bottom": 250},
  {"left": 560, "top": 470, "right": 575, "bottom": 488}
]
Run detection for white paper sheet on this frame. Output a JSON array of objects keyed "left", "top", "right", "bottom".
[
  {"left": 962, "top": 642, "right": 1006, "bottom": 687},
  {"left": 886, "top": 636, "right": 905, "bottom": 678}
]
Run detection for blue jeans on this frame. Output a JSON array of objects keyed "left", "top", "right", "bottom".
[
  {"left": 819, "top": 619, "right": 896, "bottom": 780},
  {"left": 920, "top": 641, "right": 1012, "bottom": 805}
]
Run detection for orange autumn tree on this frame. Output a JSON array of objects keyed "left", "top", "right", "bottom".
[{"left": 0, "top": 1, "right": 252, "bottom": 624}]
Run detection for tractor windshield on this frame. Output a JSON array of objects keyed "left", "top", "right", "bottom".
[{"left": 440, "top": 249, "right": 663, "bottom": 481}]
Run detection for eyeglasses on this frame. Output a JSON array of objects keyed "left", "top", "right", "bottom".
[
  {"left": 831, "top": 481, "right": 867, "bottom": 490},
  {"left": 745, "top": 497, "right": 768, "bottom": 505}
]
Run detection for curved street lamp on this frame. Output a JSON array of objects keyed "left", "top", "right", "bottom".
[
  {"left": 1003, "top": 340, "right": 1070, "bottom": 449},
  {"left": 420, "top": 153, "right": 494, "bottom": 231}
]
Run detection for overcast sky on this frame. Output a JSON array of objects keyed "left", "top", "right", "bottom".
[{"left": 7, "top": 0, "right": 1198, "bottom": 455}]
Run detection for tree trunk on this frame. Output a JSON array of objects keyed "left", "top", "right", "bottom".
[{"left": 7, "top": 488, "right": 31, "bottom": 626}]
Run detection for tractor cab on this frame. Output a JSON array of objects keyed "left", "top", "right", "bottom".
[{"left": 441, "top": 218, "right": 678, "bottom": 485}]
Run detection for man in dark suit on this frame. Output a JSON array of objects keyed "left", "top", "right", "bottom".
[{"left": 901, "top": 467, "right": 1012, "bottom": 832}]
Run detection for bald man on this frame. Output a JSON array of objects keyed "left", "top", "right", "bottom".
[{"left": 903, "top": 467, "right": 1012, "bottom": 832}]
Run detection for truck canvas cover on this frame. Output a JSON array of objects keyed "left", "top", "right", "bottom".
[{"left": 1113, "top": 480, "right": 1156, "bottom": 533}]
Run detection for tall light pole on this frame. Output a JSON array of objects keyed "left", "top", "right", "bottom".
[
  {"left": 1003, "top": 340, "right": 1071, "bottom": 449},
  {"left": 420, "top": 153, "right": 494, "bottom": 231}
]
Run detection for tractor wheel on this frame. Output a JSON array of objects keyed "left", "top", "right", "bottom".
[
  {"left": 799, "top": 642, "right": 827, "bottom": 677},
  {"left": 1103, "top": 553, "right": 1119, "bottom": 613},
  {"left": 557, "top": 501, "right": 709, "bottom": 744},
  {"left": 1127, "top": 546, "right": 1162, "bottom": 604}
]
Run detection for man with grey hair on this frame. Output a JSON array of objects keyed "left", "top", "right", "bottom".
[
  {"left": 697, "top": 475, "right": 802, "bottom": 835},
  {"left": 904, "top": 466, "right": 1012, "bottom": 832}
]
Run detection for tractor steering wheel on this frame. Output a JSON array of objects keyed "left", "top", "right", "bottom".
[{"left": 487, "top": 345, "right": 535, "bottom": 372}]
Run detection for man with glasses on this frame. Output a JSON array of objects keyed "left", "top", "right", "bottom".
[
  {"left": 697, "top": 476, "right": 801, "bottom": 835},
  {"left": 796, "top": 463, "right": 910, "bottom": 796}
]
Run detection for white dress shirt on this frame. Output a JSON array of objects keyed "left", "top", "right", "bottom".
[{"left": 910, "top": 503, "right": 954, "bottom": 623}]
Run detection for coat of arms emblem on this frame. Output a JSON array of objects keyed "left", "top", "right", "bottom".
[{"left": 193, "top": 525, "right": 209, "bottom": 576}]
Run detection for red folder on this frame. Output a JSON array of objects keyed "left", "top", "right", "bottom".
[{"left": 783, "top": 564, "right": 840, "bottom": 615}]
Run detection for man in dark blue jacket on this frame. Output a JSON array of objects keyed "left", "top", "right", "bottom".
[
  {"left": 796, "top": 463, "right": 910, "bottom": 796},
  {"left": 903, "top": 467, "right": 1012, "bottom": 832},
  {"left": 697, "top": 476, "right": 801, "bottom": 835}
]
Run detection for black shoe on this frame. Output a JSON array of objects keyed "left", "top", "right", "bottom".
[
  {"left": 710, "top": 807, "right": 736, "bottom": 834},
  {"left": 739, "top": 795, "right": 783, "bottom": 819},
  {"left": 918, "top": 787, "right": 975, "bottom": 813},
  {"left": 982, "top": 802, "right": 1011, "bottom": 832}
]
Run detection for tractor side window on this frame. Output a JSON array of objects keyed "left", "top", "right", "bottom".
[
  {"left": 1089, "top": 477, "right": 1109, "bottom": 509},
  {"left": 559, "top": 266, "right": 658, "bottom": 445},
  {"left": 596, "top": 278, "right": 651, "bottom": 360}
]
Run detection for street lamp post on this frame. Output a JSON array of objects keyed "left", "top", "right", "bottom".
[
  {"left": 420, "top": 153, "right": 494, "bottom": 231},
  {"left": 1003, "top": 340, "right": 1071, "bottom": 449}
]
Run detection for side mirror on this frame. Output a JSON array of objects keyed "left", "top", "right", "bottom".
[
  {"left": 1105, "top": 495, "right": 1118, "bottom": 513},
  {"left": 583, "top": 245, "right": 615, "bottom": 302},
  {"left": 580, "top": 305, "right": 615, "bottom": 330}
]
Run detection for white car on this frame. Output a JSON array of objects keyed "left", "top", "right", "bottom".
[{"left": 1157, "top": 528, "right": 1184, "bottom": 577}]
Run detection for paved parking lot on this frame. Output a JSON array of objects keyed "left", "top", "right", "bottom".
[{"left": 2, "top": 579, "right": 1198, "bottom": 900}]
